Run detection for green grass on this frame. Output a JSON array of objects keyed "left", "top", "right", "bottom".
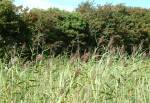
[{"left": 0, "top": 53, "right": 150, "bottom": 103}]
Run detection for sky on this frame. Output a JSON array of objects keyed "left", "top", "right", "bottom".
[{"left": 14, "top": 0, "right": 150, "bottom": 11}]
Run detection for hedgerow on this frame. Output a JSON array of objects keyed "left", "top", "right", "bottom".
[{"left": 0, "top": 0, "right": 149, "bottom": 59}]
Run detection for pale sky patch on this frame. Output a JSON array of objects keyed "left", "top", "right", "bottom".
[
  {"left": 14, "top": 0, "right": 150, "bottom": 11},
  {"left": 14, "top": 0, "right": 75, "bottom": 11}
]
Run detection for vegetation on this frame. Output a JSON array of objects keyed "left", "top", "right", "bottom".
[
  {"left": 0, "top": 0, "right": 150, "bottom": 102},
  {"left": 77, "top": 2, "right": 150, "bottom": 53},
  {"left": 0, "top": 0, "right": 149, "bottom": 59},
  {"left": 0, "top": 53, "right": 150, "bottom": 102}
]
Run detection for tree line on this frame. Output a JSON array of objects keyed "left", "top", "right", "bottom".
[{"left": 0, "top": 0, "right": 150, "bottom": 59}]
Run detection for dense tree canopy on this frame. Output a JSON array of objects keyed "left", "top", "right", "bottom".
[
  {"left": 0, "top": 0, "right": 30, "bottom": 45},
  {"left": 0, "top": 0, "right": 150, "bottom": 59},
  {"left": 76, "top": 2, "right": 150, "bottom": 53}
]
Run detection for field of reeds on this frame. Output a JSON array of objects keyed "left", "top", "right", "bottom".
[{"left": 0, "top": 51, "right": 150, "bottom": 103}]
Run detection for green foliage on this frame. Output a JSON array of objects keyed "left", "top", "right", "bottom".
[
  {"left": 26, "top": 8, "right": 89, "bottom": 55},
  {"left": 76, "top": 2, "right": 150, "bottom": 53},
  {"left": 0, "top": 0, "right": 30, "bottom": 44},
  {"left": 57, "top": 12, "right": 89, "bottom": 50},
  {"left": 0, "top": 1, "right": 150, "bottom": 58},
  {"left": 0, "top": 0, "right": 18, "bottom": 44},
  {"left": 0, "top": 0, "right": 31, "bottom": 59}
]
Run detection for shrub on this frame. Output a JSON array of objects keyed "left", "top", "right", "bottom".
[
  {"left": 76, "top": 2, "right": 150, "bottom": 53},
  {"left": 0, "top": 0, "right": 30, "bottom": 58}
]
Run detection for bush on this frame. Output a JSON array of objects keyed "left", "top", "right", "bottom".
[
  {"left": 0, "top": 0, "right": 31, "bottom": 59},
  {"left": 26, "top": 8, "right": 89, "bottom": 55},
  {"left": 76, "top": 2, "right": 150, "bottom": 53},
  {"left": 0, "top": 1, "right": 150, "bottom": 59}
]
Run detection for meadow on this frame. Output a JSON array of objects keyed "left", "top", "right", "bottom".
[{"left": 0, "top": 52, "right": 150, "bottom": 103}]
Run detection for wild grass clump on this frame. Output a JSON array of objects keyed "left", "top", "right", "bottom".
[{"left": 0, "top": 52, "right": 150, "bottom": 103}]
